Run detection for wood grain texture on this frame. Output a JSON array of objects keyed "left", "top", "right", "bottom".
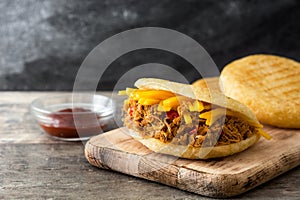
[
  {"left": 85, "top": 126, "right": 300, "bottom": 198},
  {"left": 1, "top": 92, "right": 300, "bottom": 199}
]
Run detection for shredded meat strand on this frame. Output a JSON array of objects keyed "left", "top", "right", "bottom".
[{"left": 123, "top": 99, "right": 256, "bottom": 147}]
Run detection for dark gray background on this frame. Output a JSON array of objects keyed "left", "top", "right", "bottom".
[{"left": 1, "top": 0, "right": 299, "bottom": 90}]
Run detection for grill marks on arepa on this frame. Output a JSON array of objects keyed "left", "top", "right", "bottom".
[{"left": 220, "top": 54, "right": 300, "bottom": 128}]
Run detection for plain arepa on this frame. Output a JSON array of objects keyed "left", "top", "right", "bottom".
[
  {"left": 220, "top": 54, "right": 300, "bottom": 128},
  {"left": 192, "top": 77, "right": 222, "bottom": 92}
]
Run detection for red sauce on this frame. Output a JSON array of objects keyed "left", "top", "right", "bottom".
[
  {"left": 129, "top": 107, "right": 134, "bottom": 117},
  {"left": 39, "top": 108, "right": 105, "bottom": 139},
  {"left": 166, "top": 110, "right": 179, "bottom": 119}
]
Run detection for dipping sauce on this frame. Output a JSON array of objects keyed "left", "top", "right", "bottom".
[{"left": 39, "top": 108, "right": 105, "bottom": 139}]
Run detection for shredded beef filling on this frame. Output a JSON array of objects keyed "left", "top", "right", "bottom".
[{"left": 123, "top": 99, "right": 256, "bottom": 147}]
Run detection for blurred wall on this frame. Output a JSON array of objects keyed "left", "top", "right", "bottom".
[{"left": 0, "top": 0, "right": 299, "bottom": 90}]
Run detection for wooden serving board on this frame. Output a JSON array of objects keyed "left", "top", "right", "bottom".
[{"left": 85, "top": 126, "right": 300, "bottom": 198}]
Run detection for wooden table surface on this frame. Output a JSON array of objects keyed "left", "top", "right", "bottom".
[{"left": 1, "top": 92, "right": 299, "bottom": 199}]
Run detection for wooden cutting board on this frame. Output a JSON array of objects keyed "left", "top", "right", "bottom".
[{"left": 85, "top": 126, "right": 300, "bottom": 198}]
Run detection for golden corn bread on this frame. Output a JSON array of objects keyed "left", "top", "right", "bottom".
[
  {"left": 192, "top": 77, "right": 222, "bottom": 92},
  {"left": 120, "top": 78, "right": 271, "bottom": 159},
  {"left": 220, "top": 54, "right": 300, "bottom": 128}
]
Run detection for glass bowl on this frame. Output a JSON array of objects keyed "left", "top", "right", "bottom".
[{"left": 30, "top": 93, "right": 116, "bottom": 141}]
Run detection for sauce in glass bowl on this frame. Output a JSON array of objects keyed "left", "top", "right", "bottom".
[
  {"left": 31, "top": 94, "right": 115, "bottom": 141},
  {"left": 39, "top": 107, "right": 106, "bottom": 139}
]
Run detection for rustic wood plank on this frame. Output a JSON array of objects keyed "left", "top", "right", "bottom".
[
  {"left": 2, "top": 142, "right": 300, "bottom": 199},
  {"left": 1, "top": 92, "right": 300, "bottom": 199},
  {"left": 0, "top": 143, "right": 214, "bottom": 199},
  {"left": 85, "top": 126, "right": 300, "bottom": 198}
]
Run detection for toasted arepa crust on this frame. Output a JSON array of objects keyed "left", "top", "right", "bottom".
[
  {"left": 129, "top": 130, "right": 260, "bottom": 159},
  {"left": 135, "top": 78, "right": 259, "bottom": 124},
  {"left": 192, "top": 77, "right": 222, "bottom": 92},
  {"left": 125, "top": 78, "right": 262, "bottom": 159},
  {"left": 220, "top": 54, "right": 300, "bottom": 128}
]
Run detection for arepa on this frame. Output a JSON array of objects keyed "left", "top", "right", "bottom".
[
  {"left": 220, "top": 54, "right": 300, "bottom": 128},
  {"left": 120, "top": 78, "right": 271, "bottom": 159},
  {"left": 192, "top": 77, "right": 222, "bottom": 92}
]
